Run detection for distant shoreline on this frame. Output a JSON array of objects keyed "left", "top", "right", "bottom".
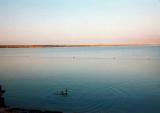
[{"left": 0, "top": 44, "right": 159, "bottom": 48}]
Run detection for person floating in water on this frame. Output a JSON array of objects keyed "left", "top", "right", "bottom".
[
  {"left": 0, "top": 85, "right": 6, "bottom": 108},
  {"left": 55, "top": 88, "right": 69, "bottom": 96},
  {"left": 60, "top": 88, "right": 68, "bottom": 96},
  {"left": 64, "top": 88, "right": 68, "bottom": 95}
]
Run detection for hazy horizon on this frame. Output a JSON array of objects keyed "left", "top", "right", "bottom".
[{"left": 0, "top": 0, "right": 160, "bottom": 45}]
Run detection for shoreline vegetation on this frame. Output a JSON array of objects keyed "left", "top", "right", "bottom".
[{"left": 0, "top": 44, "right": 159, "bottom": 48}]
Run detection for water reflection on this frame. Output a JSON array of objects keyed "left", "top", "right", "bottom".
[{"left": 0, "top": 46, "right": 160, "bottom": 113}]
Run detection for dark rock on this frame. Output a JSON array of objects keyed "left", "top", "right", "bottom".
[{"left": 0, "top": 85, "right": 6, "bottom": 108}]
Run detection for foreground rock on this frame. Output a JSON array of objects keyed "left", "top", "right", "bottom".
[
  {"left": 0, "top": 85, "right": 6, "bottom": 108},
  {"left": 0, "top": 108, "right": 63, "bottom": 113}
]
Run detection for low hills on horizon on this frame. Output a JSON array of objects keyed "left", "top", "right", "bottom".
[{"left": 0, "top": 44, "right": 159, "bottom": 48}]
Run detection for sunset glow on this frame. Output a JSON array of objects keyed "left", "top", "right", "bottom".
[{"left": 0, "top": 0, "right": 160, "bottom": 45}]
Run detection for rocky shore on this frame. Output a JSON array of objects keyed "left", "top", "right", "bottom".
[{"left": 0, "top": 108, "right": 63, "bottom": 113}]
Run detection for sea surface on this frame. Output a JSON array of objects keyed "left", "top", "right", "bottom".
[{"left": 0, "top": 46, "right": 160, "bottom": 113}]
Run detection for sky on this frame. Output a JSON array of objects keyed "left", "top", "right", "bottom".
[{"left": 0, "top": 0, "right": 160, "bottom": 45}]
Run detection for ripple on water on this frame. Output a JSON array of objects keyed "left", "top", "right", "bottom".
[{"left": 41, "top": 76, "right": 160, "bottom": 113}]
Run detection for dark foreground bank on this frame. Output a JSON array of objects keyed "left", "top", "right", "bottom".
[{"left": 0, "top": 108, "right": 63, "bottom": 113}]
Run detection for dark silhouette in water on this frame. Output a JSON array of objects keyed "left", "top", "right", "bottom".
[
  {"left": 0, "top": 85, "right": 6, "bottom": 108},
  {"left": 55, "top": 88, "right": 69, "bottom": 96}
]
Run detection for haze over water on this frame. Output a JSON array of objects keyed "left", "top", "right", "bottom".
[{"left": 0, "top": 46, "right": 160, "bottom": 113}]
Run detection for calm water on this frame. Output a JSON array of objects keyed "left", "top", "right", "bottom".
[{"left": 0, "top": 46, "right": 160, "bottom": 113}]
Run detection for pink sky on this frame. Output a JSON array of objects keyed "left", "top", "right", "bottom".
[{"left": 0, "top": 0, "right": 160, "bottom": 45}]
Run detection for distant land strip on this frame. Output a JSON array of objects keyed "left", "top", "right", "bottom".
[{"left": 0, "top": 44, "right": 159, "bottom": 48}]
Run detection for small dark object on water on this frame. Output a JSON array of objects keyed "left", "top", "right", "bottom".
[{"left": 55, "top": 88, "right": 69, "bottom": 96}]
